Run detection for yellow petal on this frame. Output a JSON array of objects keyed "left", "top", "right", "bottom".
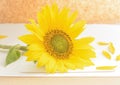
[
  {"left": 102, "top": 50, "right": 111, "bottom": 60},
  {"left": 56, "top": 60, "right": 67, "bottom": 72},
  {"left": 116, "top": 54, "right": 120, "bottom": 61},
  {"left": 25, "top": 51, "right": 41, "bottom": 61},
  {"left": 44, "top": 5, "right": 52, "bottom": 23},
  {"left": 25, "top": 20, "right": 44, "bottom": 41},
  {"left": 69, "top": 50, "right": 95, "bottom": 68},
  {"left": 73, "top": 49, "right": 96, "bottom": 58},
  {"left": 64, "top": 60, "right": 76, "bottom": 70},
  {"left": 45, "top": 58, "right": 57, "bottom": 73},
  {"left": 74, "top": 37, "right": 94, "bottom": 49},
  {"left": 37, "top": 53, "right": 50, "bottom": 67},
  {"left": 70, "top": 54, "right": 94, "bottom": 66},
  {"left": 25, "top": 44, "right": 46, "bottom": 61},
  {"left": 38, "top": 4, "right": 59, "bottom": 31},
  {"left": 0, "top": 35, "right": 7, "bottom": 39},
  {"left": 78, "top": 58, "right": 94, "bottom": 66},
  {"left": 67, "top": 56, "right": 84, "bottom": 69},
  {"left": 51, "top": 3, "right": 59, "bottom": 18},
  {"left": 96, "top": 66, "right": 116, "bottom": 70},
  {"left": 97, "top": 42, "right": 109, "bottom": 45},
  {"left": 19, "top": 34, "right": 41, "bottom": 45},
  {"left": 108, "top": 42, "right": 115, "bottom": 54},
  {"left": 69, "top": 20, "right": 86, "bottom": 38},
  {"left": 27, "top": 43, "right": 45, "bottom": 51},
  {"left": 76, "top": 37, "right": 95, "bottom": 44},
  {"left": 37, "top": 11, "right": 48, "bottom": 31},
  {"left": 77, "top": 44, "right": 94, "bottom": 50},
  {"left": 59, "top": 7, "right": 70, "bottom": 22},
  {"left": 68, "top": 11, "right": 78, "bottom": 26},
  {"left": 56, "top": 7, "right": 70, "bottom": 31}
]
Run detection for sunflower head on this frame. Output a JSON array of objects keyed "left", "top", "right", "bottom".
[{"left": 19, "top": 3, "right": 96, "bottom": 73}]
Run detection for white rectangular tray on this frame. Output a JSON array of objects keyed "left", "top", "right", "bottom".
[{"left": 0, "top": 24, "right": 120, "bottom": 77}]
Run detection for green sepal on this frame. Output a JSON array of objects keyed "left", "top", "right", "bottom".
[{"left": 5, "top": 44, "right": 21, "bottom": 66}]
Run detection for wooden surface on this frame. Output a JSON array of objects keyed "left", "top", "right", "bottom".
[
  {"left": 0, "top": 77, "right": 120, "bottom": 85},
  {"left": 0, "top": 0, "right": 120, "bottom": 23}
]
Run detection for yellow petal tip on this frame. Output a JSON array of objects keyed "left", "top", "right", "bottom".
[
  {"left": 97, "top": 42, "right": 109, "bottom": 45},
  {"left": 96, "top": 66, "right": 116, "bottom": 70},
  {"left": 0, "top": 35, "right": 7, "bottom": 39}
]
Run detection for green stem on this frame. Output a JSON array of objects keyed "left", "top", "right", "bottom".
[{"left": 0, "top": 44, "right": 27, "bottom": 51}]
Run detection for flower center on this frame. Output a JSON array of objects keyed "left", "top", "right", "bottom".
[{"left": 44, "top": 30, "right": 73, "bottom": 59}]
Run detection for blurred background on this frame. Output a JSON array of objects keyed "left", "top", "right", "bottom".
[{"left": 0, "top": 0, "right": 120, "bottom": 24}]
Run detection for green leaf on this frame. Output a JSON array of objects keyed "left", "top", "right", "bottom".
[{"left": 5, "top": 44, "right": 21, "bottom": 65}]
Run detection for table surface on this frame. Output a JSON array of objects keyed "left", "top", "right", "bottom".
[
  {"left": 0, "top": 77, "right": 120, "bottom": 85},
  {"left": 1, "top": 24, "right": 120, "bottom": 85}
]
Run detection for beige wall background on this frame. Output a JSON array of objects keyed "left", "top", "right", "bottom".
[{"left": 0, "top": 0, "right": 120, "bottom": 24}]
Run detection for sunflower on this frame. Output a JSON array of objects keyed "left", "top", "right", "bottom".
[{"left": 19, "top": 3, "right": 96, "bottom": 73}]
